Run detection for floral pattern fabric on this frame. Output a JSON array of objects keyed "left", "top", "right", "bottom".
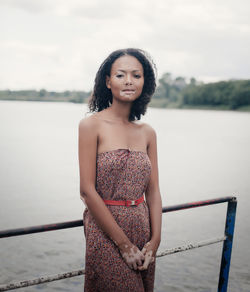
[{"left": 83, "top": 149, "right": 155, "bottom": 292}]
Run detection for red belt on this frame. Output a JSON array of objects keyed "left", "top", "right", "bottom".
[{"left": 103, "top": 195, "right": 144, "bottom": 207}]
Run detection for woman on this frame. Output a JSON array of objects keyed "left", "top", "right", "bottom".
[{"left": 78, "top": 48, "right": 162, "bottom": 292}]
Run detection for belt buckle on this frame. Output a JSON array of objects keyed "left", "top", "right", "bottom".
[{"left": 125, "top": 200, "right": 136, "bottom": 207}]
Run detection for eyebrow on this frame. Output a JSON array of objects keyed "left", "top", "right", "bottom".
[{"left": 116, "top": 69, "right": 142, "bottom": 73}]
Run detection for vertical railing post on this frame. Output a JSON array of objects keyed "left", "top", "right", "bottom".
[{"left": 218, "top": 197, "right": 237, "bottom": 292}]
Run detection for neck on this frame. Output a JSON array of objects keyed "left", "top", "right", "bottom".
[{"left": 106, "top": 99, "right": 132, "bottom": 123}]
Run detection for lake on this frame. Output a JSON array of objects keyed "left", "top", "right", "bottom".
[{"left": 0, "top": 100, "right": 249, "bottom": 291}]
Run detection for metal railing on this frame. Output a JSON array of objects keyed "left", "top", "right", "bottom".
[{"left": 0, "top": 196, "right": 237, "bottom": 292}]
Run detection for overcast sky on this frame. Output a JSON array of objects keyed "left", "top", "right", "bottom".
[{"left": 1, "top": 0, "right": 250, "bottom": 91}]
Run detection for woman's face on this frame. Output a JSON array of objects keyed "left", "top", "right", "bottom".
[{"left": 106, "top": 55, "right": 144, "bottom": 102}]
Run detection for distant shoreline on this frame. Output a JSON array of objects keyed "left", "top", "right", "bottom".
[
  {"left": 1, "top": 98, "right": 250, "bottom": 112},
  {"left": 1, "top": 77, "right": 250, "bottom": 111}
]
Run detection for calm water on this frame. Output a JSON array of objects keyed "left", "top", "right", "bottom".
[{"left": 0, "top": 100, "right": 249, "bottom": 292}]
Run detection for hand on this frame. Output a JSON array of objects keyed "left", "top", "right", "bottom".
[
  {"left": 137, "top": 240, "right": 159, "bottom": 271},
  {"left": 118, "top": 242, "right": 145, "bottom": 270}
]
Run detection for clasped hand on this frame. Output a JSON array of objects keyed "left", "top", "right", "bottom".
[{"left": 118, "top": 241, "right": 157, "bottom": 271}]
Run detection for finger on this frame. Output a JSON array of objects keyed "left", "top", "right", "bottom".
[
  {"left": 138, "top": 254, "right": 151, "bottom": 270},
  {"left": 132, "top": 261, "right": 137, "bottom": 270},
  {"left": 137, "top": 257, "right": 143, "bottom": 267},
  {"left": 138, "top": 265, "right": 145, "bottom": 271},
  {"left": 144, "top": 255, "right": 151, "bottom": 268},
  {"left": 141, "top": 247, "right": 147, "bottom": 255},
  {"left": 140, "top": 253, "right": 145, "bottom": 261}
]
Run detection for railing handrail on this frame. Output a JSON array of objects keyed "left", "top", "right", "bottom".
[
  {"left": 0, "top": 236, "right": 227, "bottom": 292},
  {"left": 0, "top": 196, "right": 236, "bottom": 239},
  {"left": 0, "top": 196, "right": 237, "bottom": 292}
]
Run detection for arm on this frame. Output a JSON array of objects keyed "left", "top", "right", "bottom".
[
  {"left": 138, "top": 125, "right": 162, "bottom": 270},
  {"left": 78, "top": 118, "right": 145, "bottom": 270},
  {"left": 145, "top": 126, "right": 162, "bottom": 245}
]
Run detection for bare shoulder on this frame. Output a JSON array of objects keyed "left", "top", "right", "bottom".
[
  {"left": 138, "top": 122, "right": 156, "bottom": 139},
  {"left": 132, "top": 121, "right": 157, "bottom": 150},
  {"left": 78, "top": 114, "right": 100, "bottom": 134}
]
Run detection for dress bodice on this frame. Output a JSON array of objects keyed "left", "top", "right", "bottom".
[{"left": 96, "top": 148, "right": 151, "bottom": 201}]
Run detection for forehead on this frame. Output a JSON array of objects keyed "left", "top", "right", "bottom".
[{"left": 111, "top": 55, "right": 143, "bottom": 72}]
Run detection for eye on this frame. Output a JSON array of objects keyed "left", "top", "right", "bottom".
[
  {"left": 116, "top": 74, "right": 124, "bottom": 78},
  {"left": 134, "top": 74, "right": 141, "bottom": 79}
]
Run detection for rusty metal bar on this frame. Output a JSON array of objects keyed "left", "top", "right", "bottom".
[
  {"left": 162, "top": 196, "right": 235, "bottom": 213},
  {"left": 0, "top": 269, "right": 85, "bottom": 292},
  {"left": 0, "top": 220, "right": 82, "bottom": 239},
  {"left": 0, "top": 197, "right": 236, "bottom": 239},
  {"left": 0, "top": 196, "right": 237, "bottom": 292},
  {"left": 218, "top": 197, "right": 237, "bottom": 292},
  {"left": 0, "top": 236, "right": 226, "bottom": 291},
  {"left": 157, "top": 236, "right": 226, "bottom": 257}
]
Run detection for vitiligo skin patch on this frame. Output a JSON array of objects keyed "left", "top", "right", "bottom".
[
  {"left": 138, "top": 242, "right": 155, "bottom": 271},
  {"left": 120, "top": 244, "right": 145, "bottom": 270},
  {"left": 119, "top": 90, "right": 136, "bottom": 98}
]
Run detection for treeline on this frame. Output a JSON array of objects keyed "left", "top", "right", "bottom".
[
  {"left": 152, "top": 73, "right": 250, "bottom": 110},
  {"left": 0, "top": 74, "right": 250, "bottom": 110},
  {"left": 0, "top": 89, "right": 91, "bottom": 103},
  {"left": 182, "top": 79, "right": 250, "bottom": 109}
]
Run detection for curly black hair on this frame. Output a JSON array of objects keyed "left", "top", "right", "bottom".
[{"left": 88, "top": 48, "right": 157, "bottom": 121}]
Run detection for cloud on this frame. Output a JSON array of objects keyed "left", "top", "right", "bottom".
[
  {"left": 0, "top": 0, "right": 249, "bottom": 90},
  {"left": 0, "top": 0, "right": 54, "bottom": 14}
]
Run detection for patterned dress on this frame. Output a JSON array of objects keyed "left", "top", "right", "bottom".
[{"left": 83, "top": 148, "right": 155, "bottom": 292}]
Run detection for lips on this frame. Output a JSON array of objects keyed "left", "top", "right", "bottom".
[{"left": 122, "top": 89, "right": 135, "bottom": 92}]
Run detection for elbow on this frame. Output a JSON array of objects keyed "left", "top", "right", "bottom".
[
  {"left": 80, "top": 189, "right": 87, "bottom": 198},
  {"left": 79, "top": 189, "right": 92, "bottom": 207},
  {"left": 80, "top": 185, "right": 95, "bottom": 200},
  {"left": 80, "top": 190, "right": 89, "bottom": 200}
]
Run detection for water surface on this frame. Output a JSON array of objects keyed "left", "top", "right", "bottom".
[{"left": 0, "top": 100, "right": 249, "bottom": 291}]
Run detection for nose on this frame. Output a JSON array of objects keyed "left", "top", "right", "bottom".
[{"left": 125, "top": 75, "right": 132, "bottom": 85}]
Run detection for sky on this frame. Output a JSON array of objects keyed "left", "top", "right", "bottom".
[{"left": 0, "top": 0, "right": 250, "bottom": 92}]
